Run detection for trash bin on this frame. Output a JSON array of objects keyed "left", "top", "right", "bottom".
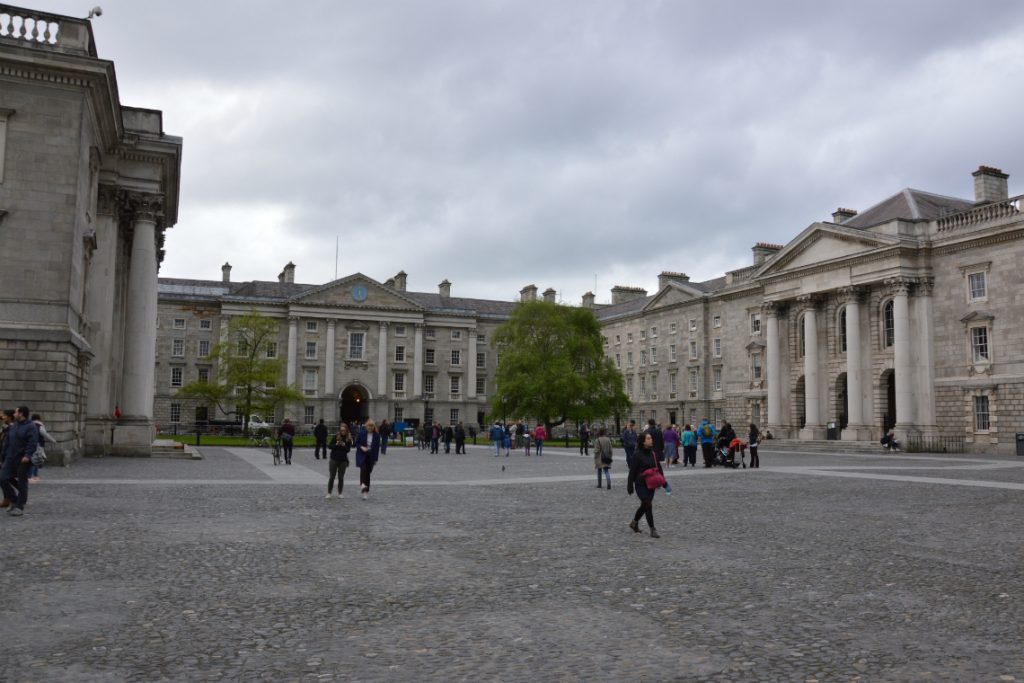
[
  {"left": 1016, "top": 432, "right": 1024, "bottom": 456},
  {"left": 826, "top": 421, "right": 838, "bottom": 441}
]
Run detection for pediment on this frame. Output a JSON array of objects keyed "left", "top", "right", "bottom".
[
  {"left": 643, "top": 283, "right": 704, "bottom": 312},
  {"left": 960, "top": 310, "right": 994, "bottom": 324},
  {"left": 755, "top": 224, "right": 900, "bottom": 278},
  {"left": 291, "top": 273, "right": 424, "bottom": 310}
]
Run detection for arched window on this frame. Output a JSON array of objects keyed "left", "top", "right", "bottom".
[
  {"left": 882, "top": 300, "right": 895, "bottom": 348},
  {"left": 838, "top": 307, "right": 848, "bottom": 353}
]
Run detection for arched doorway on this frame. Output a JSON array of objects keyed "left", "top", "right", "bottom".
[
  {"left": 795, "top": 375, "right": 806, "bottom": 429},
  {"left": 881, "top": 370, "right": 896, "bottom": 433},
  {"left": 836, "top": 373, "right": 848, "bottom": 429},
  {"left": 339, "top": 384, "right": 369, "bottom": 424}
]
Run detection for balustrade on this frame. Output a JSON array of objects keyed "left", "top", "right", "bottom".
[{"left": 937, "top": 195, "right": 1023, "bottom": 231}]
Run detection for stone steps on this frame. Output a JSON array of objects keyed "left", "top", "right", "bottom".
[
  {"left": 151, "top": 440, "right": 202, "bottom": 460},
  {"left": 757, "top": 438, "right": 884, "bottom": 455}
]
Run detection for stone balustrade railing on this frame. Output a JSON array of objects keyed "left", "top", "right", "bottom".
[
  {"left": 0, "top": 4, "right": 95, "bottom": 56},
  {"left": 937, "top": 194, "right": 1023, "bottom": 232}
]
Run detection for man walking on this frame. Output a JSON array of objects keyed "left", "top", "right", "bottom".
[
  {"left": 454, "top": 421, "right": 466, "bottom": 454},
  {"left": 313, "top": 419, "right": 328, "bottom": 460},
  {"left": 1, "top": 406, "right": 38, "bottom": 517},
  {"left": 579, "top": 422, "right": 590, "bottom": 456},
  {"left": 698, "top": 418, "right": 717, "bottom": 467},
  {"left": 621, "top": 420, "right": 638, "bottom": 470},
  {"left": 489, "top": 422, "right": 504, "bottom": 457}
]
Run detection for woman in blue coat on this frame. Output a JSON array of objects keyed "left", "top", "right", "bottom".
[{"left": 356, "top": 419, "right": 381, "bottom": 500}]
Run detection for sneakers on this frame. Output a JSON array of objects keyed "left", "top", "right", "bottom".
[
  {"left": 337, "top": 492, "right": 344, "bottom": 499},
  {"left": 325, "top": 493, "right": 332, "bottom": 499},
  {"left": 361, "top": 492, "right": 368, "bottom": 501},
  {"left": 8, "top": 507, "right": 23, "bottom": 516}
]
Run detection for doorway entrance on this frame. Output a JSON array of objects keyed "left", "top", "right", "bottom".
[
  {"left": 795, "top": 375, "right": 806, "bottom": 429},
  {"left": 836, "top": 373, "right": 848, "bottom": 429},
  {"left": 339, "top": 384, "right": 369, "bottom": 424},
  {"left": 881, "top": 370, "right": 896, "bottom": 433}
]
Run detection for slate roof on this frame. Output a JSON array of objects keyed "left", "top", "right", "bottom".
[
  {"left": 840, "top": 189, "right": 974, "bottom": 229},
  {"left": 402, "top": 292, "right": 517, "bottom": 318},
  {"left": 593, "top": 275, "right": 730, "bottom": 322}
]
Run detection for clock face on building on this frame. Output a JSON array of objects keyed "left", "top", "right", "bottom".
[{"left": 351, "top": 284, "right": 368, "bottom": 302}]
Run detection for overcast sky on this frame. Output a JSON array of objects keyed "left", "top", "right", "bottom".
[{"left": 40, "top": 0, "right": 1024, "bottom": 303}]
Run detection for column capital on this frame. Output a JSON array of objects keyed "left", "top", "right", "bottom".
[
  {"left": 414, "top": 322, "right": 426, "bottom": 330},
  {"left": 835, "top": 286, "right": 864, "bottom": 305},
  {"left": 327, "top": 319, "right": 337, "bottom": 329},
  {"left": 915, "top": 277, "right": 935, "bottom": 297},
  {"left": 96, "top": 184, "right": 124, "bottom": 217},
  {"left": 884, "top": 277, "right": 913, "bottom": 296},
  {"left": 125, "top": 192, "right": 163, "bottom": 223},
  {"left": 379, "top": 321, "right": 389, "bottom": 330},
  {"left": 760, "top": 300, "right": 780, "bottom": 317},
  {"left": 288, "top": 315, "right": 300, "bottom": 324},
  {"left": 795, "top": 294, "right": 818, "bottom": 312}
]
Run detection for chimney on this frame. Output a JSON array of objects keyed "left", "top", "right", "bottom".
[
  {"left": 610, "top": 285, "right": 647, "bottom": 304},
  {"left": 221, "top": 262, "right": 232, "bottom": 283},
  {"left": 657, "top": 271, "right": 689, "bottom": 289},
  {"left": 520, "top": 284, "right": 537, "bottom": 302},
  {"left": 278, "top": 262, "right": 295, "bottom": 284},
  {"left": 438, "top": 279, "right": 451, "bottom": 298},
  {"left": 751, "top": 242, "right": 783, "bottom": 266},
  {"left": 393, "top": 271, "right": 407, "bottom": 292},
  {"left": 831, "top": 207, "right": 858, "bottom": 224},
  {"left": 542, "top": 288, "right": 557, "bottom": 303},
  {"left": 973, "top": 165, "right": 1009, "bottom": 204},
  {"left": 384, "top": 277, "right": 395, "bottom": 289},
  {"left": 581, "top": 291, "right": 596, "bottom": 308}
]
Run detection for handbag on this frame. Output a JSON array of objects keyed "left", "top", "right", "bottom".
[{"left": 640, "top": 455, "right": 666, "bottom": 489}]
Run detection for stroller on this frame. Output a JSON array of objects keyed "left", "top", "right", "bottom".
[{"left": 715, "top": 438, "right": 747, "bottom": 468}]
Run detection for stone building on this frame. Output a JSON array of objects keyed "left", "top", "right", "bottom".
[
  {"left": 155, "top": 268, "right": 511, "bottom": 432},
  {"left": 0, "top": 6, "right": 182, "bottom": 459},
  {"left": 596, "top": 166, "right": 1024, "bottom": 454}
]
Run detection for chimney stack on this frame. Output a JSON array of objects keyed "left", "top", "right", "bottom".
[
  {"left": 542, "top": 288, "right": 557, "bottom": 303},
  {"left": 221, "top": 262, "right": 232, "bottom": 283},
  {"left": 657, "top": 271, "right": 689, "bottom": 289},
  {"left": 831, "top": 207, "right": 858, "bottom": 224},
  {"left": 973, "top": 165, "right": 1009, "bottom": 204},
  {"left": 520, "top": 284, "right": 537, "bottom": 302},
  {"left": 393, "top": 271, "right": 407, "bottom": 292},
  {"left": 438, "top": 279, "right": 451, "bottom": 298},
  {"left": 581, "top": 291, "right": 596, "bottom": 308},
  {"left": 610, "top": 285, "right": 647, "bottom": 304},
  {"left": 278, "top": 262, "right": 296, "bottom": 284},
  {"left": 751, "top": 242, "right": 783, "bottom": 266}
]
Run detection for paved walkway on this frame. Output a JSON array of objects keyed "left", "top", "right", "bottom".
[{"left": 4, "top": 444, "right": 1023, "bottom": 681}]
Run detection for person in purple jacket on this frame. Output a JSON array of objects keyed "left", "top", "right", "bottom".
[{"left": 662, "top": 424, "right": 681, "bottom": 466}]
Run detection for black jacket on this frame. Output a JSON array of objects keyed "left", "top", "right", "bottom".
[
  {"left": 329, "top": 434, "right": 352, "bottom": 463},
  {"left": 314, "top": 423, "right": 328, "bottom": 441},
  {"left": 646, "top": 426, "right": 664, "bottom": 458},
  {"left": 627, "top": 448, "right": 662, "bottom": 494}
]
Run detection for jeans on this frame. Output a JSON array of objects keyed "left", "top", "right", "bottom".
[
  {"left": 327, "top": 459, "right": 347, "bottom": 493},
  {"left": 282, "top": 438, "right": 294, "bottom": 463},
  {"left": 430, "top": 438, "right": 439, "bottom": 454},
  {"left": 597, "top": 468, "right": 610, "bottom": 486},
  {"left": 535, "top": 439, "right": 544, "bottom": 456},
  {"left": 493, "top": 440, "right": 502, "bottom": 456},
  {"left": 0, "top": 458, "right": 29, "bottom": 509},
  {"left": 624, "top": 446, "right": 636, "bottom": 470}
]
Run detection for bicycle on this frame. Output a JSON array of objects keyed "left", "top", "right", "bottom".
[{"left": 271, "top": 438, "right": 282, "bottom": 466}]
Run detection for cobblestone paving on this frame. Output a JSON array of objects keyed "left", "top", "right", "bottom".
[{"left": 4, "top": 445, "right": 1023, "bottom": 681}]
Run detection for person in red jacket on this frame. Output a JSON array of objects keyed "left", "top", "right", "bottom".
[{"left": 532, "top": 423, "right": 547, "bottom": 456}]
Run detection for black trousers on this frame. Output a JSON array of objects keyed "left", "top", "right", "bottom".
[
  {"left": 315, "top": 439, "right": 327, "bottom": 459},
  {"left": 750, "top": 445, "right": 759, "bottom": 468},
  {"left": 327, "top": 459, "right": 347, "bottom": 493},
  {"left": 360, "top": 461, "right": 375, "bottom": 490},
  {"left": 701, "top": 443, "right": 714, "bottom": 467}
]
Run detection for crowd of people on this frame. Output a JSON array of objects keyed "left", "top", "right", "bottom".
[{"left": 0, "top": 406, "right": 54, "bottom": 517}]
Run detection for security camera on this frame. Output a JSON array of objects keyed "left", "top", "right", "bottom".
[{"left": 87, "top": 6, "right": 102, "bottom": 19}]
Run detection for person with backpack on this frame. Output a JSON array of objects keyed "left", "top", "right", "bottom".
[
  {"left": 698, "top": 419, "right": 717, "bottom": 468},
  {"left": 278, "top": 418, "right": 296, "bottom": 465},
  {"left": 1, "top": 406, "right": 38, "bottom": 517},
  {"left": 681, "top": 424, "right": 698, "bottom": 467},
  {"left": 593, "top": 427, "right": 613, "bottom": 489},
  {"left": 30, "top": 413, "right": 56, "bottom": 483},
  {"left": 489, "top": 422, "right": 504, "bottom": 457}
]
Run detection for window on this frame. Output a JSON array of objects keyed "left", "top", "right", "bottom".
[
  {"left": 713, "top": 368, "right": 722, "bottom": 391},
  {"left": 640, "top": 330, "right": 647, "bottom": 341},
  {"left": 425, "top": 348, "right": 436, "bottom": 364},
  {"left": 971, "top": 326, "right": 990, "bottom": 362},
  {"left": 395, "top": 345, "right": 406, "bottom": 362},
  {"left": 199, "top": 319, "right": 212, "bottom": 330},
  {"left": 170, "top": 404, "right": 181, "bottom": 423},
  {"left": 839, "top": 308, "right": 847, "bottom": 353},
  {"left": 670, "top": 322, "right": 677, "bottom": 335},
  {"left": 669, "top": 373, "right": 678, "bottom": 392},
  {"left": 689, "top": 409, "right": 697, "bottom": 426},
  {"left": 305, "top": 341, "right": 317, "bottom": 360},
  {"left": 265, "top": 380, "right": 275, "bottom": 389},
  {"left": 752, "top": 352, "right": 762, "bottom": 380},
  {"left": 450, "top": 376, "right": 460, "bottom": 396},
  {"left": 451, "top": 329, "right": 462, "bottom": 341},
  {"left": 627, "top": 352, "right": 634, "bottom": 368},
  {"left": 306, "top": 321, "right": 318, "bottom": 333},
  {"left": 602, "top": 336, "right": 609, "bottom": 347},
  {"left": 689, "top": 368, "right": 699, "bottom": 396},
  {"left": 713, "top": 316, "right": 721, "bottom": 328},
  {"left": 349, "top": 332, "right": 364, "bottom": 359},
  {"left": 198, "top": 340, "right": 210, "bottom": 358},
  {"left": 798, "top": 316, "right": 806, "bottom": 357},
  {"left": 394, "top": 325, "right": 407, "bottom": 337},
  {"left": 752, "top": 402, "right": 762, "bottom": 427},
  {"left": 265, "top": 342, "right": 277, "bottom": 359},
  {"left": 476, "top": 376, "right": 486, "bottom": 395},
  {"left": 170, "top": 367, "right": 183, "bottom": 387},
  {"left": 689, "top": 341, "right": 698, "bottom": 359},
  {"left": 968, "top": 272, "right": 987, "bottom": 301},
  {"left": 394, "top": 372, "right": 405, "bottom": 393},
  {"left": 477, "top": 333, "right": 486, "bottom": 343},
  {"left": 640, "top": 350, "right": 648, "bottom": 366},
  {"left": 627, "top": 376, "right": 634, "bottom": 395},
  {"left": 451, "top": 350, "right": 461, "bottom": 366},
  {"left": 303, "top": 369, "right": 318, "bottom": 395},
  {"left": 425, "top": 328, "right": 436, "bottom": 340},
  {"left": 477, "top": 352, "right": 486, "bottom": 368},
  {"left": 627, "top": 332, "right": 634, "bottom": 343},
  {"left": 450, "top": 408, "right": 460, "bottom": 424},
  {"left": 650, "top": 326, "right": 657, "bottom": 338},
  {"left": 198, "top": 367, "right": 210, "bottom": 384},
  {"left": 394, "top": 406, "right": 404, "bottom": 422},
  {"left": 714, "top": 408, "right": 722, "bottom": 427},
  {"left": 670, "top": 344, "right": 677, "bottom": 362},
  {"left": 713, "top": 338, "right": 721, "bottom": 357},
  {"left": 173, "top": 318, "right": 185, "bottom": 329},
  {"left": 615, "top": 334, "right": 621, "bottom": 344},
  {"left": 882, "top": 301, "right": 894, "bottom": 348},
  {"left": 649, "top": 373, "right": 657, "bottom": 393},
  {"left": 688, "top": 319, "right": 697, "bottom": 331},
  {"left": 237, "top": 339, "right": 248, "bottom": 357},
  {"left": 172, "top": 339, "right": 184, "bottom": 357},
  {"left": 650, "top": 348, "right": 658, "bottom": 364},
  {"left": 304, "top": 406, "right": 315, "bottom": 425},
  {"left": 750, "top": 313, "right": 761, "bottom": 334},
  {"left": 640, "top": 375, "right": 647, "bottom": 395},
  {"left": 615, "top": 353, "right": 621, "bottom": 368},
  {"left": 424, "top": 374, "right": 435, "bottom": 395},
  {"left": 974, "top": 395, "right": 990, "bottom": 431}
]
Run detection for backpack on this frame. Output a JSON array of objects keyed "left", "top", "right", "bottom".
[
  {"left": 31, "top": 445, "right": 47, "bottom": 468},
  {"left": 701, "top": 424, "right": 712, "bottom": 438}
]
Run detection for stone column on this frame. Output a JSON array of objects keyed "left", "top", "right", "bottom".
[
  {"left": 377, "top": 321, "right": 389, "bottom": 397},
  {"left": 467, "top": 328, "right": 478, "bottom": 399},
  {"left": 413, "top": 323, "right": 424, "bottom": 398},
  {"left": 763, "top": 301, "right": 783, "bottom": 430},
  {"left": 916, "top": 278, "right": 937, "bottom": 436},
  {"left": 839, "top": 288, "right": 867, "bottom": 441},
  {"left": 325, "top": 320, "right": 336, "bottom": 396},
  {"left": 887, "top": 278, "right": 914, "bottom": 438},
  {"left": 798, "top": 295, "right": 825, "bottom": 439},
  {"left": 286, "top": 316, "right": 298, "bottom": 386}
]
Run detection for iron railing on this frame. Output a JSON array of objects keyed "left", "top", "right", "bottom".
[{"left": 905, "top": 434, "right": 965, "bottom": 453}]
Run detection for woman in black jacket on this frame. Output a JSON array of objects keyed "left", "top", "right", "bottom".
[
  {"left": 326, "top": 424, "right": 352, "bottom": 498},
  {"left": 627, "top": 433, "right": 663, "bottom": 538}
]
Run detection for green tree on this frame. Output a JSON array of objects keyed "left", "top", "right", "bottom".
[
  {"left": 176, "top": 311, "right": 302, "bottom": 435},
  {"left": 490, "top": 300, "right": 629, "bottom": 434}
]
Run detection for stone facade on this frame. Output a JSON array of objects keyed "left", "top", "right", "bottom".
[{"left": 0, "top": 6, "right": 182, "bottom": 459}]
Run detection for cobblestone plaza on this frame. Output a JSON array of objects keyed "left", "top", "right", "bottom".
[{"left": 4, "top": 446, "right": 1022, "bottom": 681}]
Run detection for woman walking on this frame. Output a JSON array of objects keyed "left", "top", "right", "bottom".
[
  {"left": 593, "top": 427, "right": 613, "bottom": 489},
  {"left": 748, "top": 423, "right": 760, "bottom": 469},
  {"left": 30, "top": 414, "right": 56, "bottom": 483},
  {"left": 662, "top": 423, "right": 680, "bottom": 466},
  {"left": 327, "top": 423, "right": 353, "bottom": 498},
  {"left": 533, "top": 423, "right": 547, "bottom": 456},
  {"left": 627, "top": 433, "right": 664, "bottom": 538},
  {"left": 681, "top": 424, "right": 698, "bottom": 467},
  {"left": 356, "top": 419, "right": 381, "bottom": 500}
]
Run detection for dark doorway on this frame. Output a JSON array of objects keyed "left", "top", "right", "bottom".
[
  {"left": 795, "top": 375, "right": 806, "bottom": 429},
  {"left": 882, "top": 370, "right": 896, "bottom": 433},
  {"left": 669, "top": 411, "right": 677, "bottom": 426},
  {"left": 195, "top": 406, "right": 208, "bottom": 424},
  {"left": 836, "top": 373, "right": 848, "bottom": 429},
  {"left": 339, "top": 385, "right": 369, "bottom": 424}
]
